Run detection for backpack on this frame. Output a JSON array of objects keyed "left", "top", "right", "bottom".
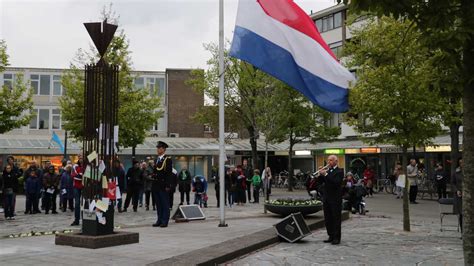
[{"left": 194, "top": 178, "right": 204, "bottom": 193}]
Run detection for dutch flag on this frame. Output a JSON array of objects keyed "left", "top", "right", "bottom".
[{"left": 230, "top": 0, "right": 355, "bottom": 113}]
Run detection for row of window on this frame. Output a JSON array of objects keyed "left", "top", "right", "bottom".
[
  {"left": 3, "top": 74, "right": 166, "bottom": 98},
  {"left": 315, "top": 11, "right": 343, "bottom": 33}
]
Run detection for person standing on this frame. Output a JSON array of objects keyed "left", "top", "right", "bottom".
[
  {"left": 226, "top": 167, "right": 235, "bottom": 208},
  {"left": 43, "top": 165, "right": 60, "bottom": 214},
  {"left": 178, "top": 167, "right": 191, "bottom": 206},
  {"left": 152, "top": 141, "right": 172, "bottom": 228},
  {"left": 123, "top": 160, "right": 144, "bottom": 212},
  {"left": 112, "top": 159, "right": 126, "bottom": 212},
  {"left": 23, "top": 160, "right": 42, "bottom": 214},
  {"left": 407, "top": 159, "right": 419, "bottom": 204},
  {"left": 71, "top": 156, "right": 84, "bottom": 226},
  {"left": 434, "top": 163, "right": 448, "bottom": 199},
  {"left": 60, "top": 164, "right": 74, "bottom": 212},
  {"left": 242, "top": 159, "right": 252, "bottom": 203},
  {"left": 453, "top": 158, "right": 463, "bottom": 232},
  {"left": 262, "top": 166, "right": 272, "bottom": 198},
  {"left": 192, "top": 175, "right": 208, "bottom": 207},
  {"left": 318, "top": 155, "right": 344, "bottom": 245},
  {"left": 144, "top": 160, "right": 156, "bottom": 211},
  {"left": 5, "top": 156, "right": 22, "bottom": 217},
  {"left": 3, "top": 164, "right": 19, "bottom": 220},
  {"left": 363, "top": 165, "right": 375, "bottom": 197},
  {"left": 252, "top": 169, "right": 262, "bottom": 203}
]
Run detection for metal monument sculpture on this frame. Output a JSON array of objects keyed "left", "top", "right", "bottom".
[{"left": 82, "top": 19, "right": 119, "bottom": 235}]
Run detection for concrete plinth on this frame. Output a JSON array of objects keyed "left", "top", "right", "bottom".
[{"left": 55, "top": 231, "right": 139, "bottom": 249}]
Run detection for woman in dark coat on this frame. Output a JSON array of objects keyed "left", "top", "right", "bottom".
[
  {"left": 178, "top": 168, "right": 192, "bottom": 205},
  {"left": 453, "top": 158, "right": 463, "bottom": 232}
]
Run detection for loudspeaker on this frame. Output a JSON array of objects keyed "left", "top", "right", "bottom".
[
  {"left": 172, "top": 205, "right": 206, "bottom": 221},
  {"left": 274, "top": 212, "right": 311, "bottom": 243}
]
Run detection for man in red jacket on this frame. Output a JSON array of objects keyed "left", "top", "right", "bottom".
[{"left": 71, "top": 155, "right": 84, "bottom": 226}]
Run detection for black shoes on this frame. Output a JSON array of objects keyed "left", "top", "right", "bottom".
[
  {"left": 331, "top": 239, "right": 341, "bottom": 245},
  {"left": 323, "top": 238, "right": 334, "bottom": 243},
  {"left": 159, "top": 224, "right": 168, "bottom": 228},
  {"left": 152, "top": 222, "right": 161, "bottom": 227},
  {"left": 70, "top": 221, "right": 79, "bottom": 226}
]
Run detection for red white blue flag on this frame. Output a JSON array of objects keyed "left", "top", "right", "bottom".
[{"left": 230, "top": 0, "right": 355, "bottom": 113}]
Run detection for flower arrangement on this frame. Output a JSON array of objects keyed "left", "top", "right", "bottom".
[{"left": 265, "top": 198, "right": 322, "bottom": 206}]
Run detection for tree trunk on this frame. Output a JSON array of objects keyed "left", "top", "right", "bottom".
[
  {"left": 264, "top": 140, "right": 269, "bottom": 168},
  {"left": 132, "top": 145, "right": 136, "bottom": 158},
  {"left": 248, "top": 126, "right": 259, "bottom": 171},
  {"left": 449, "top": 122, "right": 461, "bottom": 197},
  {"left": 461, "top": 0, "right": 474, "bottom": 263},
  {"left": 288, "top": 137, "right": 294, "bottom": 192},
  {"left": 402, "top": 146, "right": 410, "bottom": 232}
]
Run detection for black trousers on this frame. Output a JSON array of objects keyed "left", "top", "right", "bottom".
[
  {"left": 409, "top": 185, "right": 418, "bottom": 202},
  {"left": 323, "top": 199, "right": 342, "bottom": 240},
  {"left": 437, "top": 183, "right": 447, "bottom": 199},
  {"left": 44, "top": 191, "right": 57, "bottom": 213},
  {"left": 169, "top": 189, "right": 175, "bottom": 209},
  {"left": 145, "top": 190, "right": 155, "bottom": 208},
  {"left": 253, "top": 186, "right": 260, "bottom": 203},
  {"left": 216, "top": 189, "right": 227, "bottom": 207},
  {"left": 124, "top": 187, "right": 140, "bottom": 210},
  {"left": 180, "top": 191, "right": 190, "bottom": 205},
  {"left": 61, "top": 197, "right": 73, "bottom": 211}
]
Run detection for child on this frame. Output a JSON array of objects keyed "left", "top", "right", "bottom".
[
  {"left": 192, "top": 175, "right": 208, "bottom": 208},
  {"left": 251, "top": 169, "right": 262, "bottom": 203}
]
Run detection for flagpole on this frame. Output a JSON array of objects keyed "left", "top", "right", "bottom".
[{"left": 218, "top": 0, "right": 227, "bottom": 227}]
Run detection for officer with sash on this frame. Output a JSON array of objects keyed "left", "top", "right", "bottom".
[{"left": 152, "top": 141, "right": 173, "bottom": 227}]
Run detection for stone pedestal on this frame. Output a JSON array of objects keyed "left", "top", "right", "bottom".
[{"left": 55, "top": 231, "right": 139, "bottom": 249}]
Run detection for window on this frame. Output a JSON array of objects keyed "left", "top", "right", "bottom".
[
  {"left": 39, "top": 109, "right": 49, "bottom": 129},
  {"left": 52, "top": 75, "right": 62, "bottom": 96},
  {"left": 30, "top": 74, "right": 52, "bottom": 95},
  {"left": 156, "top": 78, "right": 165, "bottom": 98},
  {"left": 334, "top": 12, "right": 342, "bottom": 28},
  {"left": 40, "top": 75, "right": 50, "bottom": 95},
  {"left": 204, "top": 124, "right": 212, "bottom": 133},
  {"left": 153, "top": 117, "right": 166, "bottom": 131},
  {"left": 3, "top": 73, "right": 14, "bottom": 89},
  {"left": 329, "top": 41, "right": 343, "bottom": 58},
  {"left": 29, "top": 111, "right": 38, "bottom": 129},
  {"left": 30, "top": 74, "right": 39, "bottom": 94},
  {"left": 134, "top": 77, "right": 145, "bottom": 90},
  {"left": 315, "top": 19, "right": 323, "bottom": 32},
  {"left": 327, "top": 15, "right": 333, "bottom": 30},
  {"left": 52, "top": 109, "right": 61, "bottom": 129}
]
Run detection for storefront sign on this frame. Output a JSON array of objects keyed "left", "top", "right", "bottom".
[
  {"left": 360, "top": 147, "right": 380, "bottom": 153},
  {"left": 294, "top": 150, "right": 311, "bottom": 156},
  {"left": 345, "top": 148, "right": 360, "bottom": 154},
  {"left": 324, "top": 148, "right": 345, "bottom": 155},
  {"left": 425, "top": 145, "right": 451, "bottom": 152}
]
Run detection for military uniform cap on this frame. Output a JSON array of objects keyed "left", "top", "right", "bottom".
[{"left": 156, "top": 141, "right": 169, "bottom": 149}]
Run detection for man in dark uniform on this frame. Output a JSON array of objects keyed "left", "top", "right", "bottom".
[
  {"left": 152, "top": 141, "right": 173, "bottom": 227},
  {"left": 318, "top": 155, "right": 344, "bottom": 245}
]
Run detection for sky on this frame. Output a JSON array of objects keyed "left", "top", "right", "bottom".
[{"left": 0, "top": 0, "right": 336, "bottom": 71}]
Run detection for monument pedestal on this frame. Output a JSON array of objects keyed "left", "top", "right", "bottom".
[{"left": 55, "top": 231, "right": 139, "bottom": 249}]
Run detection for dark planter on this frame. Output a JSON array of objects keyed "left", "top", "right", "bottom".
[{"left": 264, "top": 203, "right": 323, "bottom": 217}]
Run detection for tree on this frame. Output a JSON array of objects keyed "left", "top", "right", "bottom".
[
  {"left": 59, "top": 6, "right": 162, "bottom": 156},
  {"left": 262, "top": 82, "right": 339, "bottom": 191},
  {"left": 343, "top": 16, "right": 445, "bottom": 231},
  {"left": 344, "top": 0, "right": 474, "bottom": 262},
  {"left": 0, "top": 40, "right": 33, "bottom": 134},
  {"left": 188, "top": 43, "right": 269, "bottom": 169}
]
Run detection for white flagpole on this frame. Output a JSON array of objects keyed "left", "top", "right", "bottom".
[{"left": 218, "top": 0, "right": 227, "bottom": 227}]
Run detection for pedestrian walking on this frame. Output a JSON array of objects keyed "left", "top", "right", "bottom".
[
  {"left": 2, "top": 164, "right": 19, "bottom": 220},
  {"left": 152, "top": 141, "right": 172, "bottom": 228},
  {"left": 317, "top": 155, "right": 344, "bottom": 245},
  {"left": 178, "top": 167, "right": 191, "bottom": 206}
]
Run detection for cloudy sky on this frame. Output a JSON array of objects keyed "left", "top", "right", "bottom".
[{"left": 0, "top": 0, "right": 336, "bottom": 71}]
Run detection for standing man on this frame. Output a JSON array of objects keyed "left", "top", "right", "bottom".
[
  {"left": 407, "top": 158, "right": 419, "bottom": 204},
  {"left": 152, "top": 141, "right": 172, "bottom": 228},
  {"left": 71, "top": 156, "right": 84, "bottom": 226},
  {"left": 318, "top": 155, "right": 344, "bottom": 245},
  {"left": 242, "top": 159, "right": 252, "bottom": 203}
]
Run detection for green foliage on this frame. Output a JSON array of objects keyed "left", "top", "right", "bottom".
[
  {"left": 0, "top": 40, "right": 33, "bottom": 134},
  {"left": 344, "top": 16, "right": 444, "bottom": 149},
  {"left": 59, "top": 8, "right": 162, "bottom": 150}
]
